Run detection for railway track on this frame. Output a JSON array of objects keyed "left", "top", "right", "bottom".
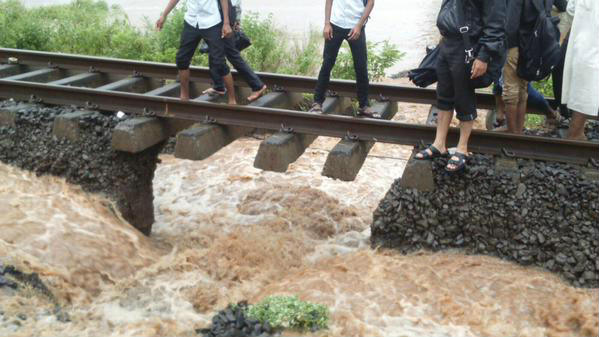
[{"left": 0, "top": 48, "right": 597, "bottom": 177}]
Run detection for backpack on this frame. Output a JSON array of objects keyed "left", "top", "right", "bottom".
[
  {"left": 516, "top": 0, "right": 561, "bottom": 81},
  {"left": 455, "top": 0, "right": 505, "bottom": 89}
]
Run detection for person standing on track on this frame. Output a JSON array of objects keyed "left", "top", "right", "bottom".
[
  {"left": 156, "top": 0, "right": 236, "bottom": 104},
  {"left": 309, "top": 0, "right": 376, "bottom": 117},
  {"left": 201, "top": 0, "right": 267, "bottom": 103},
  {"left": 503, "top": 0, "right": 553, "bottom": 134},
  {"left": 415, "top": 0, "right": 507, "bottom": 173},
  {"left": 562, "top": 0, "right": 599, "bottom": 140}
]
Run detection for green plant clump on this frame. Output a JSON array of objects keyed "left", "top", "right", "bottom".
[{"left": 246, "top": 295, "right": 329, "bottom": 331}]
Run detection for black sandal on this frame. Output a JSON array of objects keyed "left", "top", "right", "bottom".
[
  {"left": 415, "top": 145, "right": 447, "bottom": 160},
  {"left": 445, "top": 152, "right": 468, "bottom": 173}
]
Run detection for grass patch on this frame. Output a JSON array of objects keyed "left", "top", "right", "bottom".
[
  {"left": 0, "top": 0, "right": 402, "bottom": 80},
  {"left": 525, "top": 114, "right": 545, "bottom": 129},
  {"left": 246, "top": 295, "right": 329, "bottom": 331}
]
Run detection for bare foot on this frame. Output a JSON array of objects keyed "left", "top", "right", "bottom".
[
  {"left": 228, "top": 99, "right": 237, "bottom": 105},
  {"left": 492, "top": 126, "right": 509, "bottom": 132},
  {"left": 180, "top": 95, "right": 190, "bottom": 101},
  {"left": 247, "top": 85, "right": 267, "bottom": 102}
]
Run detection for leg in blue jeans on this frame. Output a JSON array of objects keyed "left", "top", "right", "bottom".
[
  {"left": 210, "top": 36, "right": 265, "bottom": 93},
  {"left": 527, "top": 83, "right": 551, "bottom": 114},
  {"left": 314, "top": 25, "right": 346, "bottom": 105},
  {"left": 348, "top": 27, "right": 369, "bottom": 109}
]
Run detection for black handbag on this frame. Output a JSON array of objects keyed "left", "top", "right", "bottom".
[
  {"left": 408, "top": 45, "right": 440, "bottom": 88},
  {"left": 198, "top": 30, "right": 252, "bottom": 54},
  {"left": 455, "top": 0, "right": 504, "bottom": 89},
  {"left": 235, "top": 29, "right": 251, "bottom": 51}
]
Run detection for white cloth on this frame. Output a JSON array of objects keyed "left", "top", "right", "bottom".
[
  {"left": 184, "top": 0, "right": 222, "bottom": 29},
  {"left": 330, "top": 0, "right": 366, "bottom": 29},
  {"left": 562, "top": 0, "right": 599, "bottom": 117}
]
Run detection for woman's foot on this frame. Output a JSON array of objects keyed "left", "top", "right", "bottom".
[
  {"left": 202, "top": 88, "right": 226, "bottom": 96},
  {"left": 247, "top": 85, "right": 267, "bottom": 102},
  {"left": 415, "top": 145, "right": 448, "bottom": 160},
  {"left": 446, "top": 152, "right": 468, "bottom": 173}
]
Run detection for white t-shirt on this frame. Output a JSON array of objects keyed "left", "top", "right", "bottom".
[
  {"left": 184, "top": 0, "right": 222, "bottom": 29},
  {"left": 330, "top": 0, "right": 366, "bottom": 29}
]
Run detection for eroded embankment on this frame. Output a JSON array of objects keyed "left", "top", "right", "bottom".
[
  {"left": 372, "top": 154, "right": 599, "bottom": 288},
  {"left": 0, "top": 100, "right": 162, "bottom": 234}
]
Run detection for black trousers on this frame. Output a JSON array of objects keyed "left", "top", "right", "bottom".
[
  {"left": 314, "top": 24, "right": 369, "bottom": 108},
  {"left": 435, "top": 38, "right": 477, "bottom": 122},
  {"left": 210, "top": 36, "right": 264, "bottom": 92},
  {"left": 176, "top": 21, "right": 230, "bottom": 78}
]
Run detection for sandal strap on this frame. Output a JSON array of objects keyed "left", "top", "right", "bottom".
[
  {"left": 447, "top": 152, "right": 467, "bottom": 165},
  {"left": 416, "top": 145, "right": 443, "bottom": 160}
]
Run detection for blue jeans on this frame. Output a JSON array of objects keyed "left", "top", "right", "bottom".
[{"left": 493, "top": 79, "right": 550, "bottom": 114}]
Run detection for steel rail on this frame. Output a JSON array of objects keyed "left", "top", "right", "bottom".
[
  {"left": 0, "top": 79, "right": 595, "bottom": 165},
  {"left": 1, "top": 48, "right": 507, "bottom": 108}
]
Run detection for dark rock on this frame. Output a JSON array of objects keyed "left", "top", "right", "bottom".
[
  {"left": 371, "top": 153, "right": 599, "bottom": 288},
  {"left": 200, "top": 302, "right": 275, "bottom": 337}
]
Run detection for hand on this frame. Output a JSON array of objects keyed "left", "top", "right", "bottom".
[
  {"left": 347, "top": 25, "right": 361, "bottom": 41},
  {"left": 470, "top": 59, "right": 488, "bottom": 79},
  {"left": 155, "top": 15, "right": 166, "bottom": 31},
  {"left": 323, "top": 23, "right": 333, "bottom": 40},
  {"left": 222, "top": 24, "right": 233, "bottom": 38}
]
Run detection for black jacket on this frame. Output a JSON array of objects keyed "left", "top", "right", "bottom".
[
  {"left": 506, "top": 0, "right": 553, "bottom": 48},
  {"left": 553, "top": 0, "right": 568, "bottom": 12},
  {"left": 436, "top": 0, "right": 507, "bottom": 63}
]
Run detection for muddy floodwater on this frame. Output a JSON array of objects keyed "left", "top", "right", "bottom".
[
  {"left": 3, "top": 1, "right": 599, "bottom": 336},
  {"left": 1, "top": 137, "right": 598, "bottom": 337}
]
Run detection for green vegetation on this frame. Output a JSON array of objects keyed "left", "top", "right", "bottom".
[
  {"left": 246, "top": 295, "right": 329, "bottom": 331},
  {"left": 332, "top": 41, "right": 405, "bottom": 82},
  {"left": 0, "top": 0, "right": 402, "bottom": 80},
  {"left": 525, "top": 114, "right": 545, "bottom": 129},
  {"left": 532, "top": 76, "right": 554, "bottom": 98}
]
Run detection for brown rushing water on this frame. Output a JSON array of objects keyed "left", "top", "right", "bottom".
[{"left": 1, "top": 138, "right": 598, "bottom": 337}]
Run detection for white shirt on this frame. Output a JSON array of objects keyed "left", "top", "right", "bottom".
[
  {"left": 184, "top": 0, "right": 222, "bottom": 29},
  {"left": 562, "top": 0, "right": 599, "bottom": 117},
  {"left": 330, "top": 0, "right": 366, "bottom": 29}
]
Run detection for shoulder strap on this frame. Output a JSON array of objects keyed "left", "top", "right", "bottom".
[{"left": 455, "top": 0, "right": 475, "bottom": 64}]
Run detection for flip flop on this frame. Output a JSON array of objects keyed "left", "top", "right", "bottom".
[
  {"left": 247, "top": 85, "right": 267, "bottom": 102},
  {"left": 309, "top": 103, "right": 323, "bottom": 114},
  {"left": 415, "top": 145, "right": 447, "bottom": 160},
  {"left": 202, "top": 88, "right": 226, "bottom": 96},
  {"left": 445, "top": 152, "right": 468, "bottom": 173}
]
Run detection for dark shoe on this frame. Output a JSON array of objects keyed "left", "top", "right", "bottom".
[
  {"left": 445, "top": 152, "right": 468, "bottom": 173},
  {"left": 415, "top": 145, "right": 447, "bottom": 160},
  {"left": 309, "top": 103, "right": 323, "bottom": 114}
]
